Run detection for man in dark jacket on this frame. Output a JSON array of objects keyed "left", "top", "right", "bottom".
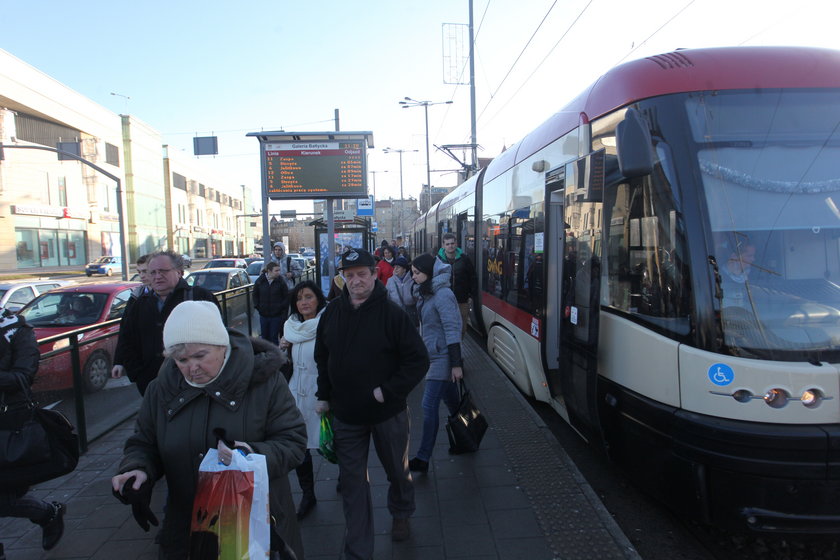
[
  {"left": 314, "top": 248, "right": 429, "bottom": 560},
  {"left": 437, "top": 232, "right": 476, "bottom": 335},
  {"left": 114, "top": 250, "right": 219, "bottom": 395},
  {"left": 252, "top": 261, "right": 289, "bottom": 345}
]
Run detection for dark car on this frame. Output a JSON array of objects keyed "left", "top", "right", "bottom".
[
  {"left": 202, "top": 258, "right": 247, "bottom": 269},
  {"left": 18, "top": 282, "right": 141, "bottom": 393},
  {"left": 187, "top": 268, "right": 254, "bottom": 334}
]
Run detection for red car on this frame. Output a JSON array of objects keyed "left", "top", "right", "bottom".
[{"left": 18, "top": 282, "right": 140, "bottom": 393}]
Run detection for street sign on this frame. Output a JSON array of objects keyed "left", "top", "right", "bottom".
[
  {"left": 356, "top": 195, "right": 374, "bottom": 216},
  {"left": 280, "top": 209, "right": 297, "bottom": 219},
  {"left": 334, "top": 209, "right": 355, "bottom": 222},
  {"left": 371, "top": 221, "right": 378, "bottom": 232}
]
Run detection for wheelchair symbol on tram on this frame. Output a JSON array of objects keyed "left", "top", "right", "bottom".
[{"left": 708, "top": 363, "right": 734, "bottom": 386}]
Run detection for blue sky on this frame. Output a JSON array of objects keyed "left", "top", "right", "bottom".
[{"left": 2, "top": 0, "right": 836, "bottom": 212}]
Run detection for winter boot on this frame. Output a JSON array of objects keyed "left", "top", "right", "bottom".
[
  {"left": 295, "top": 452, "right": 317, "bottom": 520},
  {"left": 39, "top": 502, "right": 66, "bottom": 551}
]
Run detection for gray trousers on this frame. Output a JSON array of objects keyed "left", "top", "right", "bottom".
[{"left": 333, "top": 409, "right": 415, "bottom": 560}]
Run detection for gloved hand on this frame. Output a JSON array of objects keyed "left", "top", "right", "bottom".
[{"left": 112, "top": 475, "right": 159, "bottom": 532}]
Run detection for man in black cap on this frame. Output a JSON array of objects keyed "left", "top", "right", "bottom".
[{"left": 314, "top": 248, "right": 429, "bottom": 559}]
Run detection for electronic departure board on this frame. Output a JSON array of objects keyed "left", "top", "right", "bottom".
[{"left": 264, "top": 141, "right": 367, "bottom": 199}]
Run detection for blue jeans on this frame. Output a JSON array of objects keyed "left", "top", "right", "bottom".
[
  {"left": 416, "top": 379, "right": 460, "bottom": 462},
  {"left": 259, "top": 314, "right": 284, "bottom": 345}
]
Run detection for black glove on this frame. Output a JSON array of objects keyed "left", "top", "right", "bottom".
[
  {"left": 213, "top": 427, "right": 235, "bottom": 449},
  {"left": 112, "top": 475, "right": 159, "bottom": 532}
]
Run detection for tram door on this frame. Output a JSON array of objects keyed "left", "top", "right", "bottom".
[
  {"left": 556, "top": 151, "right": 606, "bottom": 445},
  {"left": 543, "top": 166, "right": 566, "bottom": 400}
]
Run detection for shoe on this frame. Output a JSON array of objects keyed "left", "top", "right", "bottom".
[
  {"left": 40, "top": 502, "right": 66, "bottom": 551},
  {"left": 296, "top": 493, "right": 317, "bottom": 520},
  {"left": 0, "top": 542, "right": 6, "bottom": 560},
  {"left": 408, "top": 457, "right": 429, "bottom": 473},
  {"left": 391, "top": 517, "right": 410, "bottom": 542}
]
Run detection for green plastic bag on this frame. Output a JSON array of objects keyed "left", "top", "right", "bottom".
[{"left": 318, "top": 413, "right": 338, "bottom": 464}]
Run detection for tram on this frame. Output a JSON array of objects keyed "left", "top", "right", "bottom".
[{"left": 410, "top": 46, "right": 840, "bottom": 534}]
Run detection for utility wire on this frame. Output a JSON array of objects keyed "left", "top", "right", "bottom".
[
  {"left": 477, "top": 0, "right": 594, "bottom": 132},
  {"left": 476, "top": 0, "right": 559, "bottom": 123},
  {"left": 613, "top": 0, "right": 695, "bottom": 66}
]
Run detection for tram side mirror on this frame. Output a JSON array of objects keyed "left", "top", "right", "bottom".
[{"left": 616, "top": 108, "right": 655, "bottom": 178}]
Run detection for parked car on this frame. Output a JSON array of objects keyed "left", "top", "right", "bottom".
[
  {"left": 0, "top": 280, "right": 70, "bottom": 313},
  {"left": 85, "top": 255, "right": 122, "bottom": 277},
  {"left": 18, "top": 282, "right": 141, "bottom": 393},
  {"left": 202, "top": 258, "right": 247, "bottom": 269},
  {"left": 187, "top": 268, "right": 254, "bottom": 334},
  {"left": 244, "top": 257, "right": 263, "bottom": 266},
  {"left": 246, "top": 260, "right": 264, "bottom": 283}
]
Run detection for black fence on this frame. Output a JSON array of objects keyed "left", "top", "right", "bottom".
[{"left": 31, "top": 284, "right": 260, "bottom": 453}]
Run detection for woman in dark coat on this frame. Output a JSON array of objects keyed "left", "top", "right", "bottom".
[
  {"left": 407, "top": 254, "right": 463, "bottom": 473},
  {"left": 0, "top": 307, "right": 66, "bottom": 555},
  {"left": 112, "top": 300, "right": 307, "bottom": 559},
  {"left": 253, "top": 261, "right": 290, "bottom": 345}
]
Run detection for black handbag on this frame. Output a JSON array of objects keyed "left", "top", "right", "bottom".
[
  {"left": 445, "top": 379, "right": 488, "bottom": 454},
  {"left": 0, "top": 384, "right": 79, "bottom": 491}
]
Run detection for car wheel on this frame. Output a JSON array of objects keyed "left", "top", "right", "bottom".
[
  {"left": 86, "top": 272, "right": 92, "bottom": 277},
  {"left": 82, "top": 350, "right": 110, "bottom": 393}
]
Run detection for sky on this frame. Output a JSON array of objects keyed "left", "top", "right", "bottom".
[{"left": 2, "top": 0, "right": 838, "bottom": 215}]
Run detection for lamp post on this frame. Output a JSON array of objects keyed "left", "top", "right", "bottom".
[
  {"left": 383, "top": 148, "right": 417, "bottom": 241},
  {"left": 399, "top": 97, "right": 453, "bottom": 212}
]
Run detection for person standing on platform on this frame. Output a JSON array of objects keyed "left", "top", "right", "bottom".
[
  {"left": 269, "top": 242, "right": 302, "bottom": 290},
  {"left": 437, "top": 233, "right": 476, "bottom": 335},
  {"left": 112, "top": 253, "right": 151, "bottom": 380},
  {"left": 280, "top": 280, "right": 327, "bottom": 520},
  {"left": 113, "top": 250, "right": 219, "bottom": 395},
  {"left": 376, "top": 245, "right": 396, "bottom": 285},
  {"left": 0, "top": 307, "right": 66, "bottom": 555},
  {"left": 253, "top": 261, "right": 290, "bottom": 345},
  {"left": 406, "top": 253, "right": 463, "bottom": 474},
  {"left": 386, "top": 256, "right": 417, "bottom": 326},
  {"left": 314, "top": 248, "right": 429, "bottom": 559}
]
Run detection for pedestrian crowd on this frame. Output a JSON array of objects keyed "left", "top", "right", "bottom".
[{"left": 0, "top": 235, "right": 477, "bottom": 560}]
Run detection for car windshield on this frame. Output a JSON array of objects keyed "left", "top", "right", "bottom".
[
  {"left": 189, "top": 272, "right": 227, "bottom": 292},
  {"left": 205, "top": 260, "right": 234, "bottom": 268},
  {"left": 685, "top": 89, "right": 840, "bottom": 359},
  {"left": 246, "top": 262, "right": 264, "bottom": 275},
  {"left": 20, "top": 292, "right": 108, "bottom": 327}
]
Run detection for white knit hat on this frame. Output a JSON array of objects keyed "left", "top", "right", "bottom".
[{"left": 163, "top": 301, "right": 228, "bottom": 349}]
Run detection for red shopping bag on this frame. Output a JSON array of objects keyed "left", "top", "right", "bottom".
[{"left": 189, "top": 449, "right": 270, "bottom": 559}]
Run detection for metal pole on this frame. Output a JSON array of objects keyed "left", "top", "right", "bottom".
[
  {"left": 398, "top": 151, "right": 404, "bottom": 239},
  {"left": 469, "top": 0, "right": 478, "bottom": 172},
  {"left": 424, "top": 102, "right": 432, "bottom": 212}
]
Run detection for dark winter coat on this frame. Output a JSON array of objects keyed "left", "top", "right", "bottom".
[
  {"left": 253, "top": 273, "right": 290, "bottom": 318},
  {"left": 0, "top": 309, "right": 40, "bottom": 418},
  {"left": 314, "top": 281, "right": 429, "bottom": 425},
  {"left": 116, "top": 279, "right": 219, "bottom": 393},
  {"left": 415, "top": 259, "right": 463, "bottom": 381},
  {"left": 118, "top": 332, "right": 307, "bottom": 559},
  {"left": 436, "top": 247, "right": 476, "bottom": 303}
]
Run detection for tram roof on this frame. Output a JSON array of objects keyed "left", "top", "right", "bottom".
[{"left": 486, "top": 45, "right": 840, "bottom": 183}]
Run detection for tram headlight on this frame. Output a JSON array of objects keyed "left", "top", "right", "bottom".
[
  {"left": 801, "top": 388, "right": 823, "bottom": 408},
  {"left": 732, "top": 389, "right": 753, "bottom": 403},
  {"left": 763, "top": 388, "right": 790, "bottom": 409}
]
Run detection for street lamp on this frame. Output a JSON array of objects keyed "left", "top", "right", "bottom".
[
  {"left": 399, "top": 97, "right": 453, "bottom": 212},
  {"left": 383, "top": 148, "right": 417, "bottom": 241}
]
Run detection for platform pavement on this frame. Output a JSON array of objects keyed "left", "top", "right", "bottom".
[{"left": 0, "top": 335, "right": 641, "bottom": 560}]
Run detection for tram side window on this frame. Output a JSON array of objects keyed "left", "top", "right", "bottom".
[
  {"left": 483, "top": 205, "right": 545, "bottom": 317},
  {"left": 604, "top": 177, "right": 691, "bottom": 336}
]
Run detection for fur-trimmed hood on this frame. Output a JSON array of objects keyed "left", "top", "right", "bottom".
[{"left": 155, "top": 329, "right": 288, "bottom": 418}]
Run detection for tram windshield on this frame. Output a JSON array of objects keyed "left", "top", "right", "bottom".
[{"left": 687, "top": 89, "right": 840, "bottom": 360}]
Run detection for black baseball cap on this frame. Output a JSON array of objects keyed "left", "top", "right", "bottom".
[{"left": 338, "top": 248, "right": 376, "bottom": 271}]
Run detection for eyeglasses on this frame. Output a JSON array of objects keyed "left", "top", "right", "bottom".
[{"left": 149, "top": 268, "right": 175, "bottom": 277}]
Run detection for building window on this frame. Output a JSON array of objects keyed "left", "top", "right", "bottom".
[
  {"left": 199, "top": 184, "right": 206, "bottom": 197},
  {"left": 105, "top": 142, "right": 120, "bottom": 166},
  {"left": 173, "top": 173, "right": 187, "bottom": 191}
]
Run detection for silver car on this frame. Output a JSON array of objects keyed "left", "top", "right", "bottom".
[{"left": 0, "top": 280, "right": 70, "bottom": 313}]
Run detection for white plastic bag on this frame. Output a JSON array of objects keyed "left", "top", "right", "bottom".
[{"left": 189, "top": 448, "right": 271, "bottom": 559}]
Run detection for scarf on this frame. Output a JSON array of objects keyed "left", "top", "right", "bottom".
[{"left": 284, "top": 308, "right": 324, "bottom": 344}]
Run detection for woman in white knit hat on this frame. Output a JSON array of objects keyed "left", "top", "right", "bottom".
[{"left": 111, "top": 300, "right": 307, "bottom": 559}]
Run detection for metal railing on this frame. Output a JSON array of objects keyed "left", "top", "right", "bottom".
[{"left": 32, "top": 284, "right": 260, "bottom": 453}]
